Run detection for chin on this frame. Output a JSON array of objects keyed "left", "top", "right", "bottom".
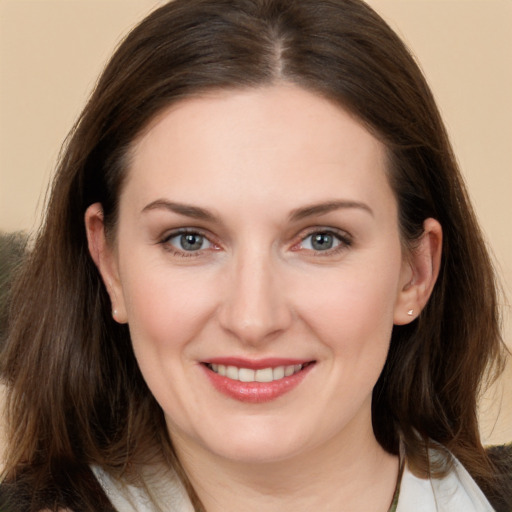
[
  {"left": 211, "top": 437, "right": 304, "bottom": 465},
  {"left": 192, "top": 417, "right": 316, "bottom": 465}
]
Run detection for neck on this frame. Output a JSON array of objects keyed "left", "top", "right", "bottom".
[{"left": 172, "top": 418, "right": 399, "bottom": 512}]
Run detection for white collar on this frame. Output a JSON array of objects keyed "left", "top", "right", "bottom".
[
  {"left": 91, "top": 464, "right": 194, "bottom": 512},
  {"left": 93, "top": 451, "right": 494, "bottom": 512},
  {"left": 396, "top": 454, "right": 494, "bottom": 512}
]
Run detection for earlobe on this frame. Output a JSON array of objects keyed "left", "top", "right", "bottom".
[
  {"left": 85, "top": 203, "right": 128, "bottom": 324},
  {"left": 393, "top": 218, "right": 442, "bottom": 325}
]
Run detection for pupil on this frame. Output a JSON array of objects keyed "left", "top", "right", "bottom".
[
  {"left": 312, "top": 233, "right": 333, "bottom": 250},
  {"left": 181, "top": 234, "right": 203, "bottom": 251}
]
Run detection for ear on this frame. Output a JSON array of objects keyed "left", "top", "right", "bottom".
[
  {"left": 85, "top": 203, "right": 128, "bottom": 324},
  {"left": 394, "top": 218, "right": 442, "bottom": 325}
]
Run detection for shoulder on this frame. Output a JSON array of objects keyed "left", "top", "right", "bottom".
[
  {"left": 396, "top": 449, "right": 495, "bottom": 512},
  {"left": 486, "top": 443, "right": 512, "bottom": 511},
  {"left": 486, "top": 443, "right": 512, "bottom": 475},
  {"left": 92, "top": 464, "right": 194, "bottom": 512}
]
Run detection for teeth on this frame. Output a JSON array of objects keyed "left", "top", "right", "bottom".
[
  {"left": 255, "top": 367, "right": 273, "bottom": 382},
  {"left": 272, "top": 366, "right": 285, "bottom": 380},
  {"left": 284, "top": 365, "right": 295, "bottom": 377},
  {"left": 238, "top": 368, "right": 255, "bottom": 382},
  {"left": 209, "top": 363, "right": 306, "bottom": 382},
  {"left": 226, "top": 366, "right": 238, "bottom": 380}
]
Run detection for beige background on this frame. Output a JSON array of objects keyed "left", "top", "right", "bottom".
[{"left": 0, "top": 0, "right": 510, "bottom": 443}]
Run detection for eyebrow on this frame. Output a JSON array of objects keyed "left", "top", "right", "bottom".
[
  {"left": 141, "top": 200, "right": 218, "bottom": 222},
  {"left": 288, "top": 200, "right": 374, "bottom": 222},
  {"left": 141, "top": 199, "right": 373, "bottom": 223}
]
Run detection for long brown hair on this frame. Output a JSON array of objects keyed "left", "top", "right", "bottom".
[{"left": 1, "top": 0, "right": 508, "bottom": 509}]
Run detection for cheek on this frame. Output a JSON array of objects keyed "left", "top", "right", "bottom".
[
  {"left": 117, "top": 262, "right": 222, "bottom": 420},
  {"left": 291, "top": 257, "right": 401, "bottom": 359},
  {"left": 118, "top": 261, "right": 219, "bottom": 361}
]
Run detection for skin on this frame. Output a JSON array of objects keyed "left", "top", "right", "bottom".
[{"left": 86, "top": 84, "right": 442, "bottom": 511}]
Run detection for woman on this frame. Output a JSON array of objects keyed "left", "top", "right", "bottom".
[{"left": 0, "top": 0, "right": 510, "bottom": 510}]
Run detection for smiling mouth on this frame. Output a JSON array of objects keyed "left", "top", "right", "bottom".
[
  {"left": 204, "top": 362, "right": 314, "bottom": 383},
  {"left": 202, "top": 360, "right": 316, "bottom": 402}
]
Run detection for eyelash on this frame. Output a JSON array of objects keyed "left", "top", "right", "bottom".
[
  {"left": 159, "top": 227, "right": 353, "bottom": 258},
  {"left": 293, "top": 228, "right": 353, "bottom": 256},
  {"left": 160, "top": 228, "right": 217, "bottom": 258}
]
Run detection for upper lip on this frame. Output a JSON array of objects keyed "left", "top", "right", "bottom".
[{"left": 203, "top": 357, "right": 315, "bottom": 370}]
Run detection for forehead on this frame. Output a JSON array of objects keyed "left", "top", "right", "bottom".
[{"left": 123, "top": 84, "right": 395, "bottom": 219}]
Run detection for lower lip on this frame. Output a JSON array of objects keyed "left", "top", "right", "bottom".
[{"left": 202, "top": 363, "right": 314, "bottom": 403}]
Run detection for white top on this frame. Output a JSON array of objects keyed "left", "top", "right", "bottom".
[
  {"left": 395, "top": 456, "right": 494, "bottom": 512},
  {"left": 92, "top": 453, "right": 495, "bottom": 512},
  {"left": 92, "top": 464, "right": 195, "bottom": 512}
]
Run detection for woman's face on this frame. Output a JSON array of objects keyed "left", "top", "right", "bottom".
[{"left": 94, "top": 84, "right": 418, "bottom": 464}]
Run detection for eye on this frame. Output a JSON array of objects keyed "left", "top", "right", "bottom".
[
  {"left": 165, "top": 231, "right": 213, "bottom": 252},
  {"left": 296, "top": 230, "right": 351, "bottom": 253},
  {"left": 302, "top": 232, "right": 340, "bottom": 251}
]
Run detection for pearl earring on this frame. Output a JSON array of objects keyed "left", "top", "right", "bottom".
[{"left": 407, "top": 309, "right": 414, "bottom": 316}]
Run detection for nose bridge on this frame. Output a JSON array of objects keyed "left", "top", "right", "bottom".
[{"left": 219, "top": 242, "right": 291, "bottom": 344}]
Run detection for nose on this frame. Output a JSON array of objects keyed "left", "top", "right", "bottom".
[{"left": 217, "top": 248, "right": 293, "bottom": 346}]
